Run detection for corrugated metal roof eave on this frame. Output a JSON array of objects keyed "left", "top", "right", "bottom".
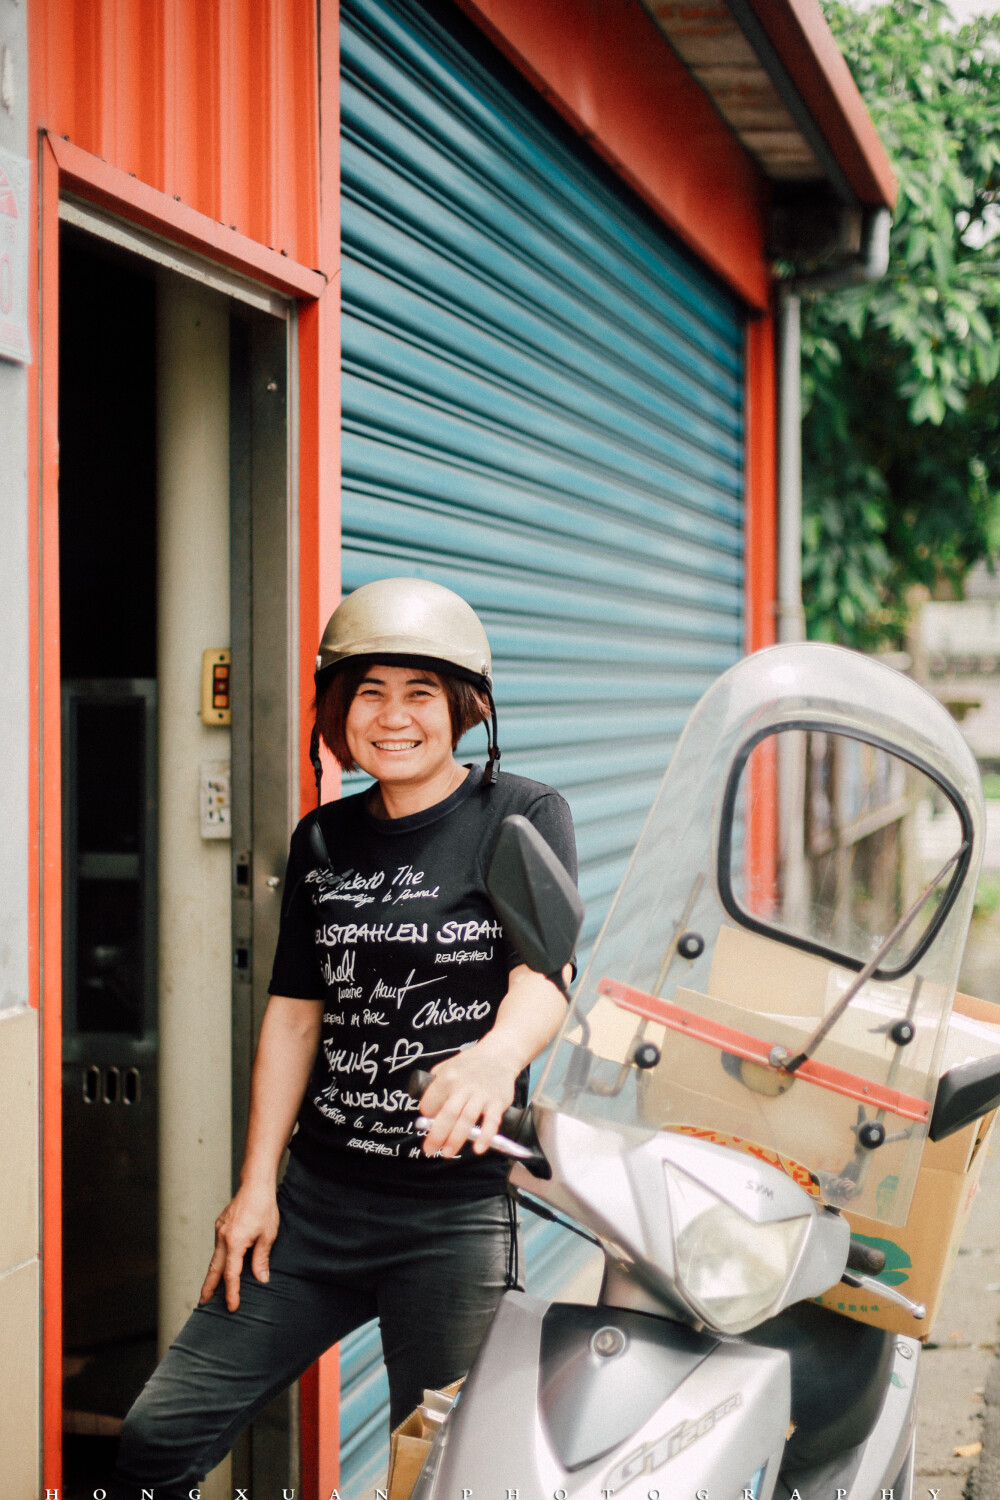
[
  {"left": 736, "top": 0, "right": 896, "bottom": 210},
  {"left": 642, "top": 0, "right": 896, "bottom": 212}
]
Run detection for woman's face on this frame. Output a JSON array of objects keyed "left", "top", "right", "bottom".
[{"left": 345, "top": 664, "right": 455, "bottom": 788}]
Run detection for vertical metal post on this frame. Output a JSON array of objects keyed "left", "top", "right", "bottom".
[
  {"left": 776, "top": 291, "right": 808, "bottom": 923},
  {"left": 155, "top": 275, "right": 233, "bottom": 1500},
  {"left": 229, "top": 304, "right": 297, "bottom": 1497},
  {"left": 777, "top": 290, "right": 805, "bottom": 645}
]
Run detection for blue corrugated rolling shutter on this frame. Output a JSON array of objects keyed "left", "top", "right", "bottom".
[{"left": 337, "top": 0, "right": 745, "bottom": 1489}]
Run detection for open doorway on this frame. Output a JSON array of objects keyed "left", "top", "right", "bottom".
[
  {"left": 59, "top": 227, "right": 159, "bottom": 1493},
  {"left": 57, "top": 221, "right": 297, "bottom": 1498}
]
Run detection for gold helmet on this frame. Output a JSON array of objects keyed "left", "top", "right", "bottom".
[
  {"left": 311, "top": 578, "right": 499, "bottom": 799},
  {"left": 315, "top": 577, "right": 492, "bottom": 689}
]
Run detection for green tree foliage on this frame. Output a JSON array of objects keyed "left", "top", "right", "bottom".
[{"left": 802, "top": 0, "right": 1000, "bottom": 648}]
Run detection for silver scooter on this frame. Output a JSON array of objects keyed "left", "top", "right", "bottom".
[{"left": 413, "top": 644, "right": 1000, "bottom": 1500}]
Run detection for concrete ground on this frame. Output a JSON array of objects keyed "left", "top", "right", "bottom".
[
  {"left": 917, "top": 888, "right": 1000, "bottom": 1500},
  {"left": 914, "top": 1137, "right": 1000, "bottom": 1499}
]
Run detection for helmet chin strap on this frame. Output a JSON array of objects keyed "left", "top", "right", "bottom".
[
  {"left": 485, "top": 688, "right": 501, "bottom": 787},
  {"left": 310, "top": 722, "right": 324, "bottom": 808}
]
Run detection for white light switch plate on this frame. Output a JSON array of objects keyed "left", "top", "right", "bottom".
[{"left": 200, "top": 760, "right": 231, "bottom": 839}]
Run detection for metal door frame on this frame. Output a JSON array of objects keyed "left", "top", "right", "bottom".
[
  {"left": 34, "top": 123, "right": 335, "bottom": 1495},
  {"left": 229, "top": 302, "right": 301, "bottom": 1492},
  {"left": 51, "top": 199, "right": 301, "bottom": 1493}
]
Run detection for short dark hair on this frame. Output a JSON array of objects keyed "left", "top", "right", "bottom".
[{"left": 315, "top": 660, "right": 491, "bottom": 772}]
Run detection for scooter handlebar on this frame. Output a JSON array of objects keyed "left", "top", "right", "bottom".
[
  {"left": 406, "top": 1069, "right": 548, "bottom": 1175},
  {"left": 407, "top": 1069, "right": 434, "bottom": 1101},
  {"left": 406, "top": 1068, "right": 526, "bottom": 1139},
  {"left": 846, "top": 1238, "right": 887, "bottom": 1276}
]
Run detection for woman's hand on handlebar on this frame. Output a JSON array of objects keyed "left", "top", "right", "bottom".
[
  {"left": 417, "top": 964, "right": 569, "bottom": 1158},
  {"left": 417, "top": 1036, "right": 519, "bottom": 1159},
  {"left": 199, "top": 1179, "right": 281, "bottom": 1312}
]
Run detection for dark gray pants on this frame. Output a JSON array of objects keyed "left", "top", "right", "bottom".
[{"left": 110, "top": 1156, "right": 521, "bottom": 1499}]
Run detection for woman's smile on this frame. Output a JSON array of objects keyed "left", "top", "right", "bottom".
[{"left": 345, "top": 665, "right": 461, "bottom": 808}]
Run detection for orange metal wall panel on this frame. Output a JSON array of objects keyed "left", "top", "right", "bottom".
[
  {"left": 31, "top": 0, "right": 321, "bottom": 268},
  {"left": 297, "top": 7, "right": 344, "bottom": 1490},
  {"left": 28, "top": 7, "right": 336, "bottom": 1491},
  {"left": 454, "top": 0, "right": 771, "bottom": 310}
]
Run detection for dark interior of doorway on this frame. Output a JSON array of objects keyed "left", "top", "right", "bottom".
[{"left": 59, "top": 224, "right": 159, "bottom": 1498}]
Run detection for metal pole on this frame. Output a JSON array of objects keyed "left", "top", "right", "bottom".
[
  {"left": 777, "top": 290, "right": 805, "bottom": 645},
  {"left": 156, "top": 275, "right": 232, "bottom": 1500},
  {"left": 776, "top": 291, "right": 808, "bottom": 924}
]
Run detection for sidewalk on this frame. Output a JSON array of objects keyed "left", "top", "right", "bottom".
[
  {"left": 918, "top": 880, "right": 1000, "bottom": 1499},
  {"left": 916, "top": 1137, "right": 1000, "bottom": 1498}
]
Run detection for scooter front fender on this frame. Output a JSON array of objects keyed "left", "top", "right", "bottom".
[{"left": 414, "top": 1292, "right": 790, "bottom": 1500}]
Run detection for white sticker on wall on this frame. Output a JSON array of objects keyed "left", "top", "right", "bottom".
[
  {"left": 0, "top": 147, "right": 31, "bottom": 365},
  {"left": 199, "top": 760, "right": 231, "bottom": 840}
]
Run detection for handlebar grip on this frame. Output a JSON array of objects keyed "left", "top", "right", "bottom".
[
  {"left": 407, "top": 1070, "right": 521, "bottom": 1137},
  {"left": 408, "top": 1069, "right": 525, "bottom": 1137},
  {"left": 847, "top": 1238, "right": 886, "bottom": 1276},
  {"left": 409, "top": 1073, "right": 523, "bottom": 1140},
  {"left": 408, "top": 1069, "right": 434, "bottom": 1102}
]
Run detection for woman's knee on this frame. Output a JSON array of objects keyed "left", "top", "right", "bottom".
[{"left": 116, "top": 1374, "right": 206, "bottom": 1487}]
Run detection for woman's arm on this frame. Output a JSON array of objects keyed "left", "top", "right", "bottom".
[
  {"left": 417, "top": 963, "right": 570, "bottom": 1159},
  {"left": 200, "top": 994, "right": 323, "bottom": 1311}
]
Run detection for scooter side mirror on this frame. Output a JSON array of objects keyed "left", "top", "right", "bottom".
[
  {"left": 308, "top": 819, "right": 333, "bottom": 871},
  {"left": 486, "top": 815, "right": 584, "bottom": 985},
  {"left": 929, "top": 1052, "right": 1000, "bottom": 1141}
]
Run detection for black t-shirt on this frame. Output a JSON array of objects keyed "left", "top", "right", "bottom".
[{"left": 269, "top": 765, "right": 577, "bottom": 1198}]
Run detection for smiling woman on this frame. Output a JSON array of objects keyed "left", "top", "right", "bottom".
[
  {"left": 346, "top": 664, "right": 465, "bottom": 811},
  {"left": 316, "top": 658, "right": 490, "bottom": 814},
  {"left": 110, "top": 577, "right": 578, "bottom": 1500}
]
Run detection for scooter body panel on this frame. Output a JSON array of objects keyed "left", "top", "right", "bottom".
[
  {"left": 764, "top": 1333, "right": 919, "bottom": 1500},
  {"left": 414, "top": 1292, "right": 791, "bottom": 1500},
  {"left": 512, "top": 1112, "right": 851, "bottom": 1330}
]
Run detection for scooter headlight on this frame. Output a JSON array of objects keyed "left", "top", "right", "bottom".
[{"left": 666, "top": 1167, "right": 808, "bottom": 1334}]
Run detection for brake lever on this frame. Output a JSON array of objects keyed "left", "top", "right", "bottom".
[{"left": 840, "top": 1270, "right": 925, "bottom": 1321}]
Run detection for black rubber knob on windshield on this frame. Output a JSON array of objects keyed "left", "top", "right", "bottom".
[
  {"left": 857, "top": 1120, "right": 887, "bottom": 1150},
  {"left": 677, "top": 932, "right": 705, "bottom": 960}
]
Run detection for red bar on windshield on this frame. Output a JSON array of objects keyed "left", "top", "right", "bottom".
[{"left": 599, "top": 977, "right": 930, "bottom": 1125}]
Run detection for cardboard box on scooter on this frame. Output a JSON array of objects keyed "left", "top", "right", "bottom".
[
  {"left": 813, "top": 991, "right": 999, "bottom": 1338},
  {"left": 700, "top": 926, "right": 1000, "bottom": 1333},
  {"left": 640, "top": 931, "right": 930, "bottom": 1225},
  {"left": 626, "top": 925, "right": 1000, "bottom": 1335},
  {"left": 641, "top": 991, "right": 997, "bottom": 1336}
]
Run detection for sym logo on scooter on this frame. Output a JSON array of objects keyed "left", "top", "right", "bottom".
[{"left": 602, "top": 1394, "right": 742, "bottom": 1491}]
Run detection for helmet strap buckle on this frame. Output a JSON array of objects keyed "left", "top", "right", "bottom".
[
  {"left": 485, "top": 691, "right": 501, "bottom": 786},
  {"left": 309, "top": 722, "right": 324, "bottom": 807}
]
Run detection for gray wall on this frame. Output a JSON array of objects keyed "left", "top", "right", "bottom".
[
  {"left": 0, "top": 0, "right": 30, "bottom": 1014},
  {"left": 0, "top": 4, "right": 42, "bottom": 1497}
]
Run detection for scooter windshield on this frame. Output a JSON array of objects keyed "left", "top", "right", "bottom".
[{"left": 534, "top": 645, "right": 985, "bottom": 1226}]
